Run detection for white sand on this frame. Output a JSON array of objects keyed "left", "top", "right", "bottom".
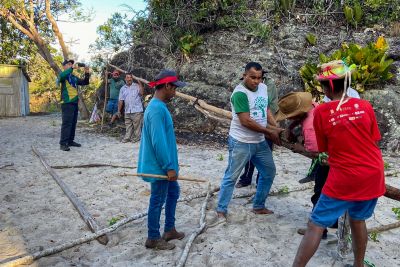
[{"left": 0, "top": 114, "right": 399, "bottom": 267}]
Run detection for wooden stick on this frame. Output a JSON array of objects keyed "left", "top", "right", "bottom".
[
  {"left": 100, "top": 64, "right": 109, "bottom": 132},
  {"left": 0, "top": 210, "right": 148, "bottom": 267},
  {"left": 327, "top": 220, "right": 400, "bottom": 245},
  {"left": 121, "top": 173, "right": 207, "bottom": 183},
  {"left": 50, "top": 163, "right": 190, "bottom": 169},
  {"left": 51, "top": 164, "right": 137, "bottom": 169},
  {"left": 176, "top": 183, "right": 212, "bottom": 267},
  {"left": 0, "top": 163, "right": 14, "bottom": 169},
  {"left": 31, "top": 146, "right": 109, "bottom": 245},
  {"left": 108, "top": 63, "right": 150, "bottom": 84}
]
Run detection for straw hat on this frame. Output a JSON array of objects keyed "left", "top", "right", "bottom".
[{"left": 275, "top": 92, "right": 313, "bottom": 122}]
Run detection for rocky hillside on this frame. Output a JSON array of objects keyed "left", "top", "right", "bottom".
[{"left": 111, "top": 22, "right": 400, "bottom": 153}]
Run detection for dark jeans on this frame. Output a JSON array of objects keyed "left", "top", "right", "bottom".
[
  {"left": 237, "top": 139, "right": 273, "bottom": 186},
  {"left": 148, "top": 180, "right": 180, "bottom": 240},
  {"left": 60, "top": 102, "right": 78, "bottom": 146}
]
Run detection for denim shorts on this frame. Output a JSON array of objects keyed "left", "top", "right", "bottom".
[
  {"left": 310, "top": 193, "right": 378, "bottom": 228},
  {"left": 106, "top": 99, "right": 118, "bottom": 114}
]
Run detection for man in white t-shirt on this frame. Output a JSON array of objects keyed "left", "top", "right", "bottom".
[
  {"left": 216, "top": 62, "right": 282, "bottom": 221},
  {"left": 117, "top": 73, "right": 144, "bottom": 143}
]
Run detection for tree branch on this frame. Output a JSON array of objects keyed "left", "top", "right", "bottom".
[{"left": 45, "top": 0, "right": 69, "bottom": 59}]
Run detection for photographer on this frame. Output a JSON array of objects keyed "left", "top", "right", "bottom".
[{"left": 58, "top": 59, "right": 90, "bottom": 151}]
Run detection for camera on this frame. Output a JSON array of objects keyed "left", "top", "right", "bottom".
[{"left": 77, "top": 63, "right": 86, "bottom": 67}]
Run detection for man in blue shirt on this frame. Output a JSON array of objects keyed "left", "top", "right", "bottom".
[{"left": 138, "top": 70, "right": 186, "bottom": 250}]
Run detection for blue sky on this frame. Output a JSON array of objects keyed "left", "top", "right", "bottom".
[{"left": 58, "top": 0, "right": 147, "bottom": 62}]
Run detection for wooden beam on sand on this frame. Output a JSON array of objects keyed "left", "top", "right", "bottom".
[
  {"left": 31, "top": 146, "right": 109, "bottom": 245},
  {"left": 121, "top": 173, "right": 207, "bottom": 183}
]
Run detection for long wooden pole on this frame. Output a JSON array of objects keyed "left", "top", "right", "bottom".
[
  {"left": 100, "top": 64, "right": 109, "bottom": 132},
  {"left": 31, "top": 146, "right": 109, "bottom": 245},
  {"left": 121, "top": 173, "right": 207, "bottom": 183}
]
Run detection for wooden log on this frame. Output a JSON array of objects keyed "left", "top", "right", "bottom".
[
  {"left": 100, "top": 64, "right": 109, "bottom": 132},
  {"left": 327, "top": 220, "right": 400, "bottom": 245},
  {"left": 121, "top": 173, "right": 207, "bottom": 183},
  {"left": 51, "top": 163, "right": 190, "bottom": 169},
  {"left": 31, "top": 146, "right": 109, "bottom": 245},
  {"left": 51, "top": 163, "right": 137, "bottom": 169},
  {"left": 0, "top": 210, "right": 148, "bottom": 267},
  {"left": 176, "top": 183, "right": 212, "bottom": 267}
]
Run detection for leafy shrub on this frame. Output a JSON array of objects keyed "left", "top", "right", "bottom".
[
  {"left": 177, "top": 33, "right": 204, "bottom": 62},
  {"left": 300, "top": 36, "right": 394, "bottom": 98},
  {"left": 305, "top": 33, "right": 317, "bottom": 46},
  {"left": 246, "top": 20, "right": 272, "bottom": 42}
]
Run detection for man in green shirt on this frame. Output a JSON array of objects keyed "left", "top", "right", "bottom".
[
  {"left": 216, "top": 62, "right": 282, "bottom": 221},
  {"left": 106, "top": 70, "right": 125, "bottom": 126}
]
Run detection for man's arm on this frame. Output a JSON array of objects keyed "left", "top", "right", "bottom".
[
  {"left": 237, "top": 112, "right": 282, "bottom": 145},
  {"left": 148, "top": 111, "right": 177, "bottom": 181},
  {"left": 59, "top": 67, "right": 73, "bottom": 81},
  {"left": 134, "top": 80, "right": 144, "bottom": 96},
  {"left": 77, "top": 67, "right": 90, "bottom": 86},
  {"left": 267, "top": 109, "right": 277, "bottom": 127}
]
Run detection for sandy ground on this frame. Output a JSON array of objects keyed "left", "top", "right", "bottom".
[{"left": 0, "top": 114, "right": 399, "bottom": 267}]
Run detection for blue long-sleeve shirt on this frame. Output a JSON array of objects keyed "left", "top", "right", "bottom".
[{"left": 138, "top": 98, "right": 179, "bottom": 182}]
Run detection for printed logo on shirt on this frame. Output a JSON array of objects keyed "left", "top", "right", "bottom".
[{"left": 254, "top": 96, "right": 268, "bottom": 118}]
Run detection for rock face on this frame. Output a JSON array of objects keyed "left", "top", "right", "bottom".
[{"left": 111, "top": 23, "right": 400, "bottom": 152}]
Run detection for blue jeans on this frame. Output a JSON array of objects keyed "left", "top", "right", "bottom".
[
  {"left": 217, "top": 136, "right": 276, "bottom": 214},
  {"left": 147, "top": 180, "right": 180, "bottom": 240}
]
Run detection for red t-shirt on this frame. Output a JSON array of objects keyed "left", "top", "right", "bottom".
[{"left": 313, "top": 98, "right": 385, "bottom": 201}]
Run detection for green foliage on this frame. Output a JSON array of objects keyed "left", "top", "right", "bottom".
[
  {"left": 177, "top": 33, "right": 204, "bottom": 61},
  {"left": 384, "top": 161, "right": 390, "bottom": 170},
  {"left": 393, "top": 207, "right": 400, "bottom": 219},
  {"left": 305, "top": 33, "right": 317, "bottom": 46},
  {"left": 343, "top": 1, "right": 363, "bottom": 27},
  {"left": 278, "top": 0, "right": 296, "bottom": 12},
  {"left": 246, "top": 20, "right": 271, "bottom": 42},
  {"left": 368, "top": 231, "right": 379, "bottom": 242},
  {"left": 300, "top": 37, "right": 394, "bottom": 98},
  {"left": 216, "top": 153, "right": 224, "bottom": 161},
  {"left": 278, "top": 186, "right": 289, "bottom": 194},
  {"left": 108, "top": 217, "right": 120, "bottom": 226},
  {"left": 91, "top": 13, "right": 133, "bottom": 55}
]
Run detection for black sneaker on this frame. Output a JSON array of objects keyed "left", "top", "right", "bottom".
[
  {"left": 235, "top": 182, "right": 250, "bottom": 188},
  {"left": 60, "top": 145, "right": 70, "bottom": 151},
  {"left": 298, "top": 176, "right": 313, "bottom": 184},
  {"left": 68, "top": 141, "right": 81, "bottom": 147}
]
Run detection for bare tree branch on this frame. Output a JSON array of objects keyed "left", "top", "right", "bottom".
[{"left": 45, "top": 0, "right": 69, "bottom": 59}]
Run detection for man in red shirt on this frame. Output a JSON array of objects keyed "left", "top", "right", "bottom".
[{"left": 292, "top": 60, "right": 385, "bottom": 267}]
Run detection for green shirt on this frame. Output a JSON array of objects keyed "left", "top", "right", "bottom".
[{"left": 109, "top": 78, "right": 125, "bottom": 100}]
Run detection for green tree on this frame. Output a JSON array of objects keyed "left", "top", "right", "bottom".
[{"left": 0, "top": 0, "right": 92, "bottom": 118}]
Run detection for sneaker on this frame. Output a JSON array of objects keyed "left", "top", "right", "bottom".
[
  {"left": 60, "top": 145, "right": 70, "bottom": 151},
  {"left": 298, "top": 176, "right": 313, "bottom": 184},
  {"left": 162, "top": 228, "right": 185, "bottom": 241},
  {"left": 252, "top": 208, "right": 274, "bottom": 215},
  {"left": 145, "top": 238, "right": 175, "bottom": 250},
  {"left": 235, "top": 182, "right": 250, "bottom": 188},
  {"left": 68, "top": 141, "right": 81, "bottom": 147}
]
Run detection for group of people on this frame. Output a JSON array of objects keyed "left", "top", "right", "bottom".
[
  {"left": 58, "top": 59, "right": 385, "bottom": 266},
  {"left": 58, "top": 63, "right": 145, "bottom": 152}
]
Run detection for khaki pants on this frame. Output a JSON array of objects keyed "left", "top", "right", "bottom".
[{"left": 123, "top": 112, "right": 143, "bottom": 142}]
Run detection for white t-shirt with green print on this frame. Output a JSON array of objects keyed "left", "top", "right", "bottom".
[{"left": 229, "top": 83, "right": 269, "bottom": 143}]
